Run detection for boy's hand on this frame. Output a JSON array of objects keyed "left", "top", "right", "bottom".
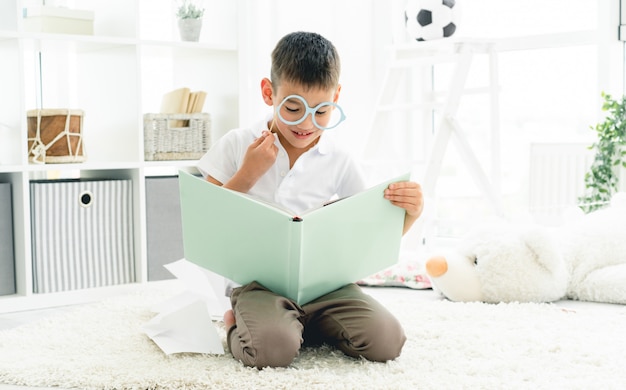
[
  {"left": 241, "top": 130, "right": 278, "bottom": 178},
  {"left": 384, "top": 181, "right": 424, "bottom": 234},
  {"left": 224, "top": 131, "right": 278, "bottom": 193}
]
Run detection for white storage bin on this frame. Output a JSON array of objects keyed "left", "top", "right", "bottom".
[
  {"left": 30, "top": 179, "right": 135, "bottom": 293},
  {"left": 22, "top": 6, "right": 94, "bottom": 35}
]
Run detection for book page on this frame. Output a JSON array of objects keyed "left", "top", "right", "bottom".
[
  {"left": 297, "top": 173, "right": 409, "bottom": 304},
  {"left": 178, "top": 171, "right": 296, "bottom": 296}
]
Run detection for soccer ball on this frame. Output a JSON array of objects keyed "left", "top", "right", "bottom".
[{"left": 404, "top": 0, "right": 459, "bottom": 42}]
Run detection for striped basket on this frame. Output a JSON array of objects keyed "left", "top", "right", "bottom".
[
  {"left": 143, "top": 113, "right": 211, "bottom": 161},
  {"left": 30, "top": 179, "right": 135, "bottom": 293}
]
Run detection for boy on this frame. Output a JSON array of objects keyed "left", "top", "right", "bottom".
[{"left": 197, "top": 31, "right": 423, "bottom": 369}]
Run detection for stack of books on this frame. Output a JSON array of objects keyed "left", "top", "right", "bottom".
[{"left": 160, "top": 87, "right": 207, "bottom": 127}]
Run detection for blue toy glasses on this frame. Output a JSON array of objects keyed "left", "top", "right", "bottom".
[{"left": 276, "top": 94, "right": 346, "bottom": 130}]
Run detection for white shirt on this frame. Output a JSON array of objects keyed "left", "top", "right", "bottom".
[{"left": 197, "top": 116, "right": 366, "bottom": 215}]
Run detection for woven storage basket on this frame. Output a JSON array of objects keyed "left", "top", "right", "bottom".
[{"left": 143, "top": 113, "right": 211, "bottom": 161}]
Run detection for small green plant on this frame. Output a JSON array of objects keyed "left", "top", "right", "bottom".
[
  {"left": 176, "top": 0, "right": 205, "bottom": 19},
  {"left": 578, "top": 92, "right": 626, "bottom": 213}
]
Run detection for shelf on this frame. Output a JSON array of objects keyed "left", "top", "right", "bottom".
[
  {"left": 0, "top": 30, "right": 19, "bottom": 39},
  {"left": 0, "top": 282, "right": 149, "bottom": 313},
  {"left": 0, "top": 166, "right": 27, "bottom": 174},
  {"left": 140, "top": 39, "right": 237, "bottom": 53},
  {"left": 0, "top": 161, "right": 201, "bottom": 174},
  {"left": 0, "top": 32, "right": 238, "bottom": 53},
  {"left": 0, "top": 0, "right": 242, "bottom": 312},
  {"left": 143, "top": 163, "right": 199, "bottom": 177},
  {"left": 0, "top": 161, "right": 204, "bottom": 176}
]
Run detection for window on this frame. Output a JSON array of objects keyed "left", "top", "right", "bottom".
[{"left": 424, "top": 0, "right": 622, "bottom": 237}]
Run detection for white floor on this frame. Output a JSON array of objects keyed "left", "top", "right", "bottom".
[
  {"left": 0, "top": 307, "right": 71, "bottom": 331},
  {"left": 0, "top": 286, "right": 622, "bottom": 390},
  {"left": 0, "top": 305, "right": 86, "bottom": 390},
  {"left": 0, "top": 286, "right": 414, "bottom": 389}
]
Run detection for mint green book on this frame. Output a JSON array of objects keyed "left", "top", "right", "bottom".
[{"left": 178, "top": 170, "right": 409, "bottom": 305}]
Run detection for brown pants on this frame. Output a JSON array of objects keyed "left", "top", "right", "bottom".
[{"left": 227, "top": 281, "right": 406, "bottom": 369}]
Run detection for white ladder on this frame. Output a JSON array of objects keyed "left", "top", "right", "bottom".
[{"left": 363, "top": 41, "right": 503, "bottom": 215}]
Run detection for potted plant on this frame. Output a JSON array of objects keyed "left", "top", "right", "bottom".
[
  {"left": 578, "top": 92, "right": 626, "bottom": 213},
  {"left": 176, "top": 0, "right": 205, "bottom": 42}
]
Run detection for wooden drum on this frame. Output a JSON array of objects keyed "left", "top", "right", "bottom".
[{"left": 27, "top": 108, "right": 86, "bottom": 164}]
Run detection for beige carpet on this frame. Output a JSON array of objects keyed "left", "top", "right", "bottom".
[{"left": 1, "top": 282, "right": 625, "bottom": 390}]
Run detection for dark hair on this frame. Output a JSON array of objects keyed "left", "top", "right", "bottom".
[{"left": 270, "top": 31, "right": 341, "bottom": 91}]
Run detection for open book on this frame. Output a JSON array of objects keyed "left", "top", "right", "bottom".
[{"left": 178, "top": 170, "right": 409, "bottom": 305}]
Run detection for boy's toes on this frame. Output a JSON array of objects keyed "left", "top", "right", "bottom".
[{"left": 223, "top": 309, "right": 236, "bottom": 330}]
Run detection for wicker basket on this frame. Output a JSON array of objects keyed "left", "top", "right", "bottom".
[{"left": 143, "top": 113, "right": 211, "bottom": 161}]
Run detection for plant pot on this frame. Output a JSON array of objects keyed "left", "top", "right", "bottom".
[{"left": 178, "top": 18, "right": 202, "bottom": 42}]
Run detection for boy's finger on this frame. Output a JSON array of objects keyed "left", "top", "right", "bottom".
[
  {"left": 388, "top": 181, "right": 420, "bottom": 190},
  {"left": 260, "top": 132, "right": 276, "bottom": 148},
  {"left": 251, "top": 131, "right": 273, "bottom": 148},
  {"left": 386, "top": 182, "right": 421, "bottom": 195},
  {"left": 251, "top": 135, "right": 266, "bottom": 146}
]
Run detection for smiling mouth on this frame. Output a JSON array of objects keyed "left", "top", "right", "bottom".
[{"left": 292, "top": 130, "right": 314, "bottom": 137}]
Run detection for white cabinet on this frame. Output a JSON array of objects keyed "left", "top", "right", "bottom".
[{"left": 0, "top": 0, "right": 243, "bottom": 312}]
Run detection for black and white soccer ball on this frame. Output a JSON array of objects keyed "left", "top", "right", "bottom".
[{"left": 404, "top": 0, "right": 459, "bottom": 42}]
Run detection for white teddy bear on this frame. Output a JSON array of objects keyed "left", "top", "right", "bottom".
[{"left": 425, "top": 194, "right": 626, "bottom": 304}]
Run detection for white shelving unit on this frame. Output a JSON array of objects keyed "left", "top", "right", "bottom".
[{"left": 0, "top": 0, "right": 244, "bottom": 312}]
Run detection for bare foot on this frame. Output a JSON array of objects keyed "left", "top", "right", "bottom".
[{"left": 223, "top": 309, "right": 236, "bottom": 330}]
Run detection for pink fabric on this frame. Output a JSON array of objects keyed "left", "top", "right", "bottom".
[{"left": 357, "top": 261, "right": 432, "bottom": 289}]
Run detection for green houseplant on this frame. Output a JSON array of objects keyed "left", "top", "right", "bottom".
[
  {"left": 176, "top": 0, "right": 205, "bottom": 42},
  {"left": 578, "top": 92, "right": 626, "bottom": 213}
]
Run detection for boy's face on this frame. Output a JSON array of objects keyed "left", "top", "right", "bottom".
[{"left": 263, "top": 79, "right": 341, "bottom": 151}]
